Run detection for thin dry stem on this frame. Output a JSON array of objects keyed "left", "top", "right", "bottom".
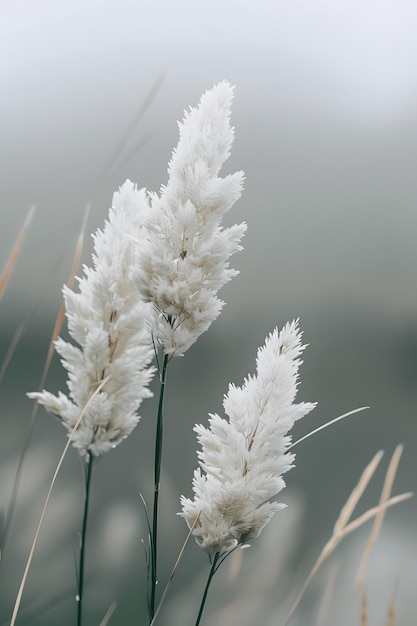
[
  {"left": 10, "top": 375, "right": 110, "bottom": 626},
  {"left": 386, "top": 590, "right": 396, "bottom": 626},
  {"left": 355, "top": 445, "right": 403, "bottom": 590},
  {"left": 43, "top": 205, "right": 89, "bottom": 382},
  {"left": 334, "top": 451, "right": 384, "bottom": 535},
  {"left": 285, "top": 450, "right": 412, "bottom": 625},
  {"left": 99, "top": 602, "right": 117, "bottom": 626},
  {"left": 289, "top": 407, "right": 369, "bottom": 451},
  {"left": 359, "top": 586, "right": 396, "bottom": 626},
  {"left": 360, "top": 591, "right": 368, "bottom": 626},
  {"left": 286, "top": 493, "right": 411, "bottom": 625},
  {"left": 1, "top": 209, "right": 89, "bottom": 557},
  {"left": 0, "top": 321, "right": 26, "bottom": 385},
  {"left": 100, "top": 73, "right": 165, "bottom": 180},
  {"left": 342, "top": 493, "right": 412, "bottom": 536},
  {"left": 315, "top": 563, "right": 338, "bottom": 626},
  {"left": 0, "top": 206, "right": 35, "bottom": 301}
]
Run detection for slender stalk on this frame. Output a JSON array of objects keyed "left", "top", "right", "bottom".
[
  {"left": 195, "top": 553, "right": 220, "bottom": 626},
  {"left": 77, "top": 451, "right": 94, "bottom": 626},
  {"left": 149, "top": 353, "right": 169, "bottom": 621}
]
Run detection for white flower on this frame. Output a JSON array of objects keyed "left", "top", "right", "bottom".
[
  {"left": 131, "top": 81, "right": 246, "bottom": 357},
  {"left": 180, "top": 320, "right": 316, "bottom": 555},
  {"left": 28, "top": 180, "right": 155, "bottom": 457}
]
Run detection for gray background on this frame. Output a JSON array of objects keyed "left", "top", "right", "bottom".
[{"left": 0, "top": 1, "right": 416, "bottom": 624}]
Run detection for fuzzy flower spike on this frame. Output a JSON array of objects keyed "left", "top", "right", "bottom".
[
  {"left": 28, "top": 181, "right": 155, "bottom": 457},
  {"left": 132, "top": 81, "right": 246, "bottom": 356},
  {"left": 180, "top": 320, "right": 316, "bottom": 555}
]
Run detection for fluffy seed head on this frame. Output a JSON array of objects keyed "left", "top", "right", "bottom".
[
  {"left": 28, "top": 181, "right": 155, "bottom": 457},
  {"left": 180, "top": 320, "right": 316, "bottom": 555},
  {"left": 131, "top": 81, "right": 246, "bottom": 356}
]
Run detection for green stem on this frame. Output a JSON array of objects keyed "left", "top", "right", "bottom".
[
  {"left": 77, "top": 451, "right": 94, "bottom": 626},
  {"left": 195, "top": 553, "right": 220, "bottom": 626},
  {"left": 149, "top": 353, "right": 169, "bottom": 621}
]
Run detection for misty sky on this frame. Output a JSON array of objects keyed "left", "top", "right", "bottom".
[{"left": 1, "top": 0, "right": 417, "bottom": 321}]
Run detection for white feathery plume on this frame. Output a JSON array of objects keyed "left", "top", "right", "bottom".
[
  {"left": 131, "top": 81, "right": 246, "bottom": 357},
  {"left": 28, "top": 180, "right": 155, "bottom": 457},
  {"left": 180, "top": 320, "right": 316, "bottom": 555}
]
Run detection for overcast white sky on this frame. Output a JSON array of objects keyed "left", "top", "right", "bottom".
[
  {"left": 2, "top": 0, "right": 417, "bottom": 119},
  {"left": 1, "top": 0, "right": 417, "bottom": 319}
]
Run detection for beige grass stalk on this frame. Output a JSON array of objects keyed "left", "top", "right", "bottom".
[
  {"left": 285, "top": 450, "right": 413, "bottom": 625},
  {"left": 386, "top": 589, "right": 396, "bottom": 626},
  {"left": 360, "top": 588, "right": 396, "bottom": 626},
  {"left": 355, "top": 444, "right": 403, "bottom": 590},
  {"left": 360, "top": 591, "right": 368, "bottom": 626},
  {"left": 0, "top": 202, "right": 84, "bottom": 386},
  {"left": 42, "top": 206, "right": 90, "bottom": 383},
  {"left": 0, "top": 320, "right": 28, "bottom": 386},
  {"left": 315, "top": 564, "right": 338, "bottom": 626},
  {"left": 0, "top": 206, "right": 86, "bottom": 387},
  {"left": 1, "top": 208, "right": 87, "bottom": 391},
  {"left": 0, "top": 206, "right": 35, "bottom": 301},
  {"left": 10, "top": 375, "right": 110, "bottom": 626},
  {"left": 334, "top": 451, "right": 384, "bottom": 535},
  {"left": 1, "top": 209, "right": 89, "bottom": 556}
]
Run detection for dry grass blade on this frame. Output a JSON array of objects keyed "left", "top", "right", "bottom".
[
  {"left": 386, "top": 588, "right": 396, "bottom": 626},
  {"left": 149, "top": 512, "right": 201, "bottom": 626},
  {"left": 42, "top": 205, "right": 89, "bottom": 383},
  {"left": 0, "top": 315, "right": 39, "bottom": 553},
  {"left": 99, "top": 602, "right": 117, "bottom": 626},
  {"left": 113, "top": 134, "right": 153, "bottom": 173},
  {"left": 355, "top": 445, "right": 403, "bottom": 590},
  {"left": 100, "top": 73, "right": 165, "bottom": 180},
  {"left": 10, "top": 375, "right": 110, "bottom": 626},
  {"left": 341, "top": 492, "right": 412, "bottom": 537},
  {"left": 360, "top": 591, "right": 368, "bottom": 626},
  {"left": 285, "top": 451, "right": 412, "bottom": 626},
  {"left": 315, "top": 563, "right": 338, "bottom": 626},
  {"left": 334, "top": 451, "right": 384, "bottom": 535},
  {"left": 0, "top": 321, "right": 27, "bottom": 386},
  {"left": 0, "top": 206, "right": 35, "bottom": 301},
  {"left": 286, "top": 492, "right": 411, "bottom": 625},
  {"left": 289, "top": 407, "right": 369, "bottom": 451},
  {"left": 1, "top": 209, "right": 89, "bottom": 558}
]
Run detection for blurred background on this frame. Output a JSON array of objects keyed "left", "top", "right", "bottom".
[{"left": 1, "top": 0, "right": 416, "bottom": 624}]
